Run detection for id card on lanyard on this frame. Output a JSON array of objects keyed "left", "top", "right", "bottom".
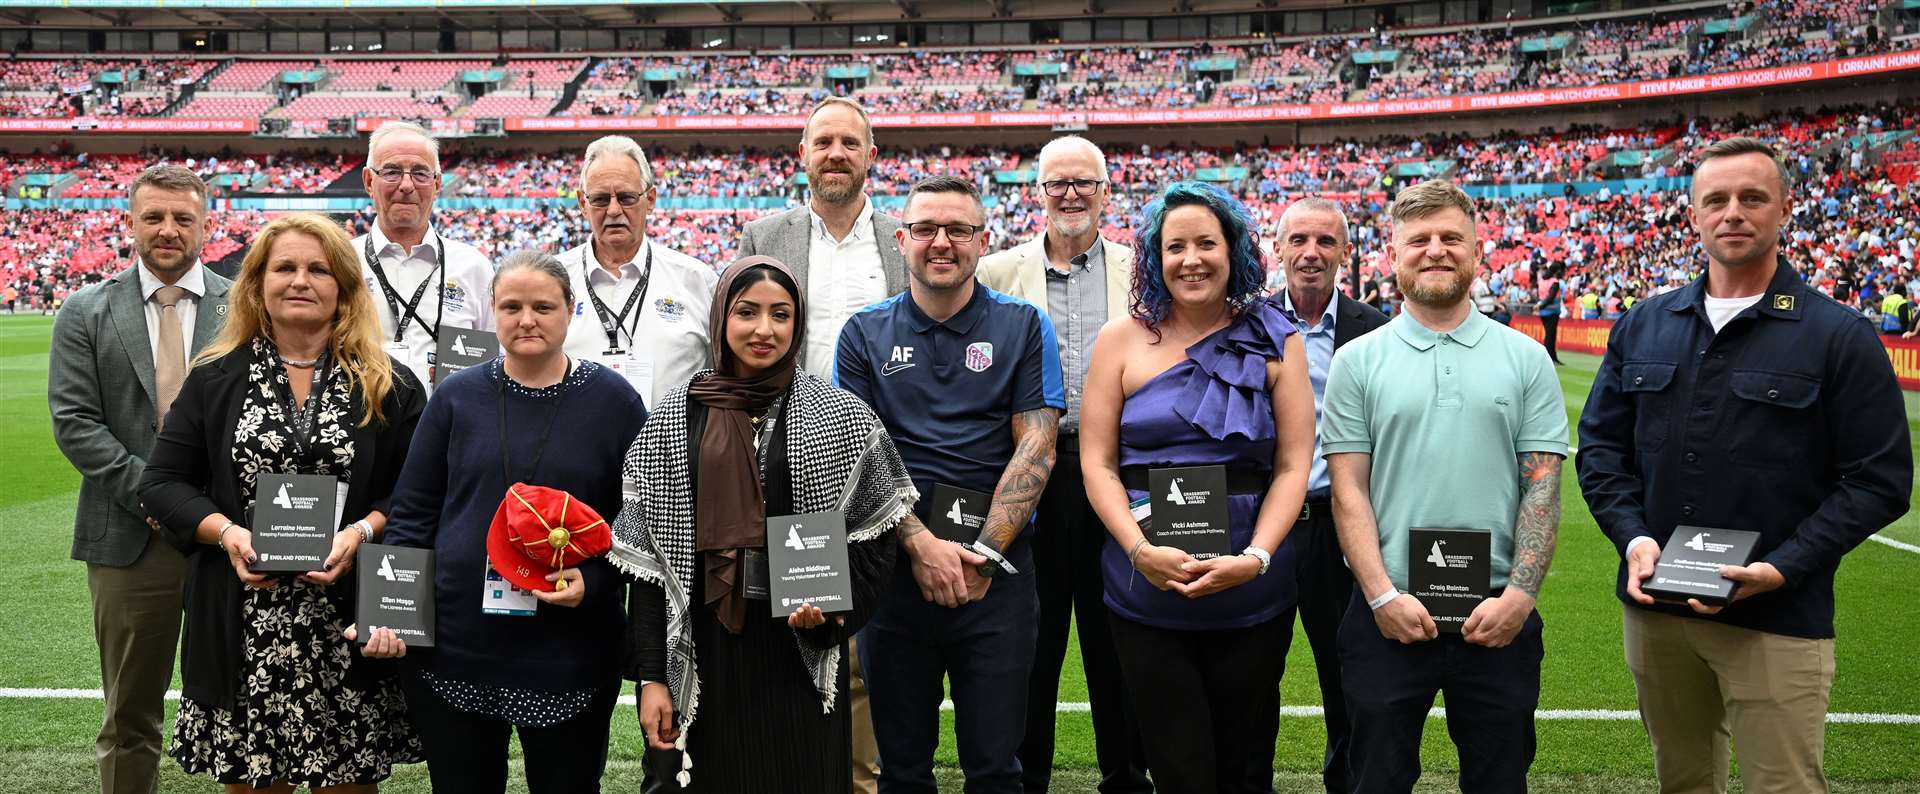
[
  {"left": 483, "top": 361, "right": 572, "bottom": 617},
  {"left": 365, "top": 233, "right": 444, "bottom": 380},
  {"left": 586, "top": 243, "right": 654, "bottom": 401}
]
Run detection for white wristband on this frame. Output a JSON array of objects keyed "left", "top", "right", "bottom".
[
  {"left": 1625, "top": 535, "right": 1658, "bottom": 557},
  {"left": 1241, "top": 545, "right": 1272, "bottom": 575},
  {"left": 1366, "top": 587, "right": 1400, "bottom": 611}
]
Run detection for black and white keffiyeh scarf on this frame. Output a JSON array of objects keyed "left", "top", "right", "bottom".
[{"left": 608, "top": 370, "right": 916, "bottom": 749}]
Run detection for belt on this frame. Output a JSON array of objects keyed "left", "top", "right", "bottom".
[
  {"left": 1298, "top": 487, "right": 1333, "bottom": 522},
  {"left": 1118, "top": 466, "right": 1270, "bottom": 495}
]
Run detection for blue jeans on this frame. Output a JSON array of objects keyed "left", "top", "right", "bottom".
[{"left": 862, "top": 548, "right": 1038, "bottom": 794}]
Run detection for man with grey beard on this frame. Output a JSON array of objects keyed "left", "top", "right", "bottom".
[{"left": 977, "top": 135, "right": 1149, "bottom": 794}]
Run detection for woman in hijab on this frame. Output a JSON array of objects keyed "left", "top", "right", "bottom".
[{"left": 611, "top": 256, "right": 916, "bottom": 793}]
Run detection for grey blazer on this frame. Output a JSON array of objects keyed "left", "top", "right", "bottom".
[
  {"left": 50, "top": 265, "right": 232, "bottom": 567},
  {"left": 737, "top": 202, "right": 910, "bottom": 297}
]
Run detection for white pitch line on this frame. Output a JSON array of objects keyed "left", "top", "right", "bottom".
[
  {"left": 3, "top": 688, "right": 1915, "bottom": 723},
  {"left": 1868, "top": 533, "right": 1920, "bottom": 555}
]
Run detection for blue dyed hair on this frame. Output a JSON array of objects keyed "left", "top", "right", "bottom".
[{"left": 1130, "top": 180, "right": 1267, "bottom": 337}]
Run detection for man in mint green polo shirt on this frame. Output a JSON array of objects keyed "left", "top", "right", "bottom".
[{"left": 1321, "top": 179, "right": 1569, "bottom": 794}]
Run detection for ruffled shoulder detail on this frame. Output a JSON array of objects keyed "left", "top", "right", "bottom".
[{"left": 1171, "top": 298, "right": 1297, "bottom": 443}]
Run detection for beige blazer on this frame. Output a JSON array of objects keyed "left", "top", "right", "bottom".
[{"left": 975, "top": 234, "right": 1134, "bottom": 321}]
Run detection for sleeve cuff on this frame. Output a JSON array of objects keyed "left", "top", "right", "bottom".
[
  {"left": 1515, "top": 440, "right": 1570, "bottom": 456},
  {"left": 1321, "top": 440, "right": 1372, "bottom": 455},
  {"left": 1624, "top": 535, "right": 1658, "bottom": 557}
]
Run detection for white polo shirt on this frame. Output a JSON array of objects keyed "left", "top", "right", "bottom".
[
  {"left": 352, "top": 223, "right": 494, "bottom": 390},
  {"left": 559, "top": 236, "right": 718, "bottom": 408},
  {"left": 804, "top": 195, "right": 889, "bottom": 378}
]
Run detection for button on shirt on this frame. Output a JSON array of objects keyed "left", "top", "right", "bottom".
[
  {"left": 1280, "top": 289, "right": 1339, "bottom": 494},
  {"left": 1043, "top": 243, "right": 1108, "bottom": 433},
  {"left": 1322, "top": 310, "right": 1569, "bottom": 591},
  {"left": 136, "top": 261, "right": 204, "bottom": 366},
  {"left": 353, "top": 224, "right": 495, "bottom": 390},
  {"left": 558, "top": 238, "right": 718, "bottom": 408},
  {"left": 804, "top": 197, "right": 888, "bottom": 378}
]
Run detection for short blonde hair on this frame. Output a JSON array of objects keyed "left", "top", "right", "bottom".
[
  {"left": 1388, "top": 179, "right": 1476, "bottom": 226},
  {"left": 802, "top": 97, "right": 874, "bottom": 147}
]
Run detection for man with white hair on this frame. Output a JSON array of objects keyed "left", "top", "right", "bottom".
[
  {"left": 558, "top": 135, "right": 717, "bottom": 407},
  {"left": 976, "top": 135, "right": 1148, "bottom": 794},
  {"left": 352, "top": 120, "right": 494, "bottom": 390}
]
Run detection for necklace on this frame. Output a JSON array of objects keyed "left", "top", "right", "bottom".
[{"left": 282, "top": 356, "right": 319, "bottom": 367}]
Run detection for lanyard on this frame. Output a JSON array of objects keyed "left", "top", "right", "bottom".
[
  {"left": 496, "top": 359, "right": 573, "bottom": 485},
  {"left": 276, "top": 352, "right": 336, "bottom": 468},
  {"left": 364, "top": 232, "right": 445, "bottom": 343},
  {"left": 584, "top": 241, "right": 653, "bottom": 353}
]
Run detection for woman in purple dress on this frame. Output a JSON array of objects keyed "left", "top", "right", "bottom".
[{"left": 1080, "top": 181, "right": 1316, "bottom": 794}]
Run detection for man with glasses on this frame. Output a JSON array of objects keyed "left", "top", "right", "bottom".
[
  {"left": 838, "top": 175, "right": 1064, "bottom": 794},
  {"left": 558, "top": 135, "right": 717, "bottom": 408},
  {"left": 976, "top": 135, "right": 1150, "bottom": 794},
  {"left": 352, "top": 120, "right": 494, "bottom": 390}
]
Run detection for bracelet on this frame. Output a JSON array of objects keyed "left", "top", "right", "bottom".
[
  {"left": 1241, "top": 545, "right": 1272, "bottom": 576},
  {"left": 345, "top": 520, "right": 373, "bottom": 543},
  {"left": 1127, "top": 537, "right": 1150, "bottom": 569},
  {"left": 215, "top": 520, "right": 237, "bottom": 549},
  {"left": 1366, "top": 587, "right": 1401, "bottom": 611}
]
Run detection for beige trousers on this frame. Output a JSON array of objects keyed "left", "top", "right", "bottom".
[{"left": 87, "top": 532, "right": 188, "bottom": 794}]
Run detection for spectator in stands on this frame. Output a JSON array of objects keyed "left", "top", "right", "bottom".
[
  {"left": 351, "top": 120, "right": 495, "bottom": 390},
  {"left": 974, "top": 136, "right": 1150, "bottom": 794},
  {"left": 556, "top": 135, "right": 718, "bottom": 408},
  {"left": 1578, "top": 136, "right": 1913, "bottom": 794},
  {"left": 49, "top": 165, "right": 231, "bottom": 794}
]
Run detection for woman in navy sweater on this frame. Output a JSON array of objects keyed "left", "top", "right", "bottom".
[{"left": 363, "top": 249, "right": 647, "bottom": 793}]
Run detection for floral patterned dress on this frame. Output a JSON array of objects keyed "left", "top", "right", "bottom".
[{"left": 170, "top": 338, "right": 422, "bottom": 788}]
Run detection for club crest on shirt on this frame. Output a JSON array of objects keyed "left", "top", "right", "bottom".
[
  {"left": 654, "top": 297, "right": 688, "bottom": 322},
  {"left": 443, "top": 280, "right": 468, "bottom": 313},
  {"left": 965, "top": 342, "right": 994, "bottom": 373}
]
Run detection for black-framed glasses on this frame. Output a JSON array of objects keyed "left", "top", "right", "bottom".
[
  {"left": 372, "top": 165, "right": 437, "bottom": 185},
  {"left": 585, "top": 191, "right": 648, "bottom": 209},
  {"left": 1040, "top": 178, "right": 1105, "bottom": 198},
  {"left": 906, "top": 222, "right": 982, "bottom": 242}
]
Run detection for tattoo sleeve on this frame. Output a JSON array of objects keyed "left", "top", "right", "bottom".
[
  {"left": 981, "top": 408, "right": 1060, "bottom": 552},
  {"left": 1508, "top": 451, "right": 1563, "bottom": 597}
]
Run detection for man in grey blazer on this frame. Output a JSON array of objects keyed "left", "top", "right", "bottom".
[
  {"left": 975, "top": 136, "right": 1150, "bottom": 794},
  {"left": 49, "top": 165, "right": 232, "bottom": 794},
  {"left": 737, "top": 97, "right": 909, "bottom": 380}
]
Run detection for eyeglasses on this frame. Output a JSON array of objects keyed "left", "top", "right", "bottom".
[
  {"left": 905, "top": 222, "right": 982, "bottom": 242},
  {"left": 372, "top": 166, "right": 438, "bottom": 185},
  {"left": 585, "top": 191, "right": 648, "bottom": 209},
  {"left": 1040, "top": 178, "right": 1105, "bottom": 198}
]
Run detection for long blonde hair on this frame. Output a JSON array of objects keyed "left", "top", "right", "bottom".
[{"left": 195, "top": 212, "right": 397, "bottom": 427}]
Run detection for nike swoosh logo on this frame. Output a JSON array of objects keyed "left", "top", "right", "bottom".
[{"left": 881, "top": 362, "right": 916, "bottom": 376}]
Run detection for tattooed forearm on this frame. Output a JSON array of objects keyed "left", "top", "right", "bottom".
[
  {"left": 896, "top": 514, "right": 930, "bottom": 545},
  {"left": 982, "top": 408, "right": 1060, "bottom": 551},
  {"left": 1508, "top": 451, "right": 1563, "bottom": 597}
]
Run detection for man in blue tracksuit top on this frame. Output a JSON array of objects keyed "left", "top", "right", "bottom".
[
  {"left": 836, "top": 175, "right": 1064, "bottom": 793},
  {"left": 1577, "top": 137, "right": 1911, "bottom": 794}
]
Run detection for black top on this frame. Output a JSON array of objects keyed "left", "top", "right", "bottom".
[
  {"left": 138, "top": 342, "right": 427, "bottom": 710},
  {"left": 1577, "top": 263, "right": 1912, "bottom": 639}
]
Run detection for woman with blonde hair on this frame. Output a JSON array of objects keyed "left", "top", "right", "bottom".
[{"left": 140, "top": 212, "right": 427, "bottom": 792}]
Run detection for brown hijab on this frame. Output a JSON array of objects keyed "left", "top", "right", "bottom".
[{"left": 686, "top": 255, "right": 804, "bottom": 634}]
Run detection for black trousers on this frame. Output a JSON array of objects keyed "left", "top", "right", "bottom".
[
  {"left": 405, "top": 673, "right": 620, "bottom": 794},
  {"left": 1019, "top": 447, "right": 1153, "bottom": 794},
  {"left": 1290, "top": 498, "right": 1355, "bottom": 794},
  {"left": 1337, "top": 590, "right": 1543, "bottom": 794},
  {"left": 1539, "top": 314, "right": 1562, "bottom": 361},
  {"left": 1109, "top": 610, "right": 1295, "bottom": 794}
]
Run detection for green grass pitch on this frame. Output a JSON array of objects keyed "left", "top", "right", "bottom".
[{"left": 2, "top": 313, "right": 1916, "bottom": 793}]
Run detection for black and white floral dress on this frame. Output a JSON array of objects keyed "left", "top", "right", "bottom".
[{"left": 170, "top": 338, "right": 422, "bottom": 788}]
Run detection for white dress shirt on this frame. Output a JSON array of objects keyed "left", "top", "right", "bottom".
[
  {"left": 804, "top": 196, "right": 889, "bottom": 378},
  {"left": 136, "top": 261, "right": 205, "bottom": 366},
  {"left": 559, "top": 236, "right": 718, "bottom": 408},
  {"left": 351, "top": 223, "right": 495, "bottom": 390}
]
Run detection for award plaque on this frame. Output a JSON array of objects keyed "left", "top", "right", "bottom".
[
  {"left": 354, "top": 544, "right": 435, "bottom": 647},
  {"left": 1147, "top": 465, "right": 1232, "bottom": 560},
  {"left": 927, "top": 483, "right": 991, "bottom": 544},
  {"left": 249, "top": 473, "right": 341, "bottom": 573},
  {"left": 432, "top": 325, "right": 496, "bottom": 384},
  {"left": 1408, "top": 528, "right": 1491, "bottom": 634},
  {"left": 1644, "top": 526, "right": 1762, "bottom": 607},
  {"left": 764, "top": 511, "right": 853, "bottom": 618}
]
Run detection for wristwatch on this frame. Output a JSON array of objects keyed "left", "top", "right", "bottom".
[
  {"left": 969, "top": 541, "right": 1019, "bottom": 578},
  {"left": 1242, "top": 545, "right": 1272, "bottom": 576}
]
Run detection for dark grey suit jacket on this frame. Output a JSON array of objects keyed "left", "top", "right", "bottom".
[
  {"left": 736, "top": 201, "right": 910, "bottom": 297},
  {"left": 1278, "top": 288, "right": 1390, "bottom": 350},
  {"left": 50, "top": 264, "right": 232, "bottom": 566}
]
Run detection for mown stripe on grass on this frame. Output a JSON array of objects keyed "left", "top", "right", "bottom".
[{"left": 1867, "top": 533, "right": 1920, "bottom": 554}]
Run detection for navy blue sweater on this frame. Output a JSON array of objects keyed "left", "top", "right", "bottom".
[{"left": 385, "top": 358, "right": 646, "bottom": 691}]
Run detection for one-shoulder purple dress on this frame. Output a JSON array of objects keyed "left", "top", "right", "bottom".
[{"left": 1102, "top": 298, "right": 1300, "bottom": 630}]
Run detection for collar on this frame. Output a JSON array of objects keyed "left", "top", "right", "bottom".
[
  {"left": 1669, "top": 260, "right": 1806, "bottom": 322},
  {"left": 1044, "top": 234, "right": 1105, "bottom": 276},
  {"left": 904, "top": 281, "right": 988, "bottom": 335},
  {"left": 371, "top": 222, "right": 441, "bottom": 261},
  {"left": 809, "top": 195, "right": 874, "bottom": 245},
  {"left": 1279, "top": 288, "right": 1339, "bottom": 329},
  {"left": 1389, "top": 306, "right": 1490, "bottom": 351},
  {"left": 584, "top": 236, "right": 652, "bottom": 285},
  {"left": 137, "top": 261, "right": 206, "bottom": 301}
]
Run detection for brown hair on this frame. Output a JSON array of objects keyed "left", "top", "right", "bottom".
[
  {"left": 127, "top": 164, "right": 208, "bottom": 209},
  {"left": 801, "top": 96, "right": 874, "bottom": 147},
  {"left": 1695, "top": 136, "right": 1792, "bottom": 194},
  {"left": 1388, "top": 179, "right": 1476, "bottom": 226}
]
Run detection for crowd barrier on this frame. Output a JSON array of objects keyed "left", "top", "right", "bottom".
[{"left": 1512, "top": 315, "right": 1920, "bottom": 390}]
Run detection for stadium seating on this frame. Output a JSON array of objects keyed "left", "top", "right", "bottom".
[
  {"left": 207, "top": 61, "right": 314, "bottom": 91},
  {"left": 172, "top": 93, "right": 276, "bottom": 119}
]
